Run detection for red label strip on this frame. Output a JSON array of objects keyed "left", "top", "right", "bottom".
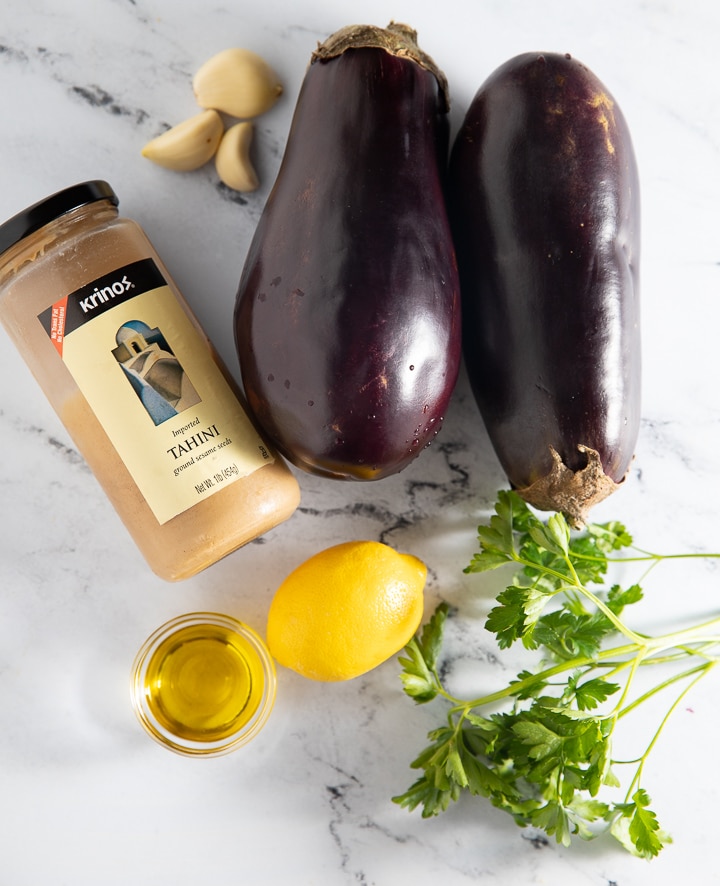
[{"left": 48, "top": 295, "right": 69, "bottom": 357}]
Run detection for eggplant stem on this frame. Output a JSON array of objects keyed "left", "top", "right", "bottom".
[{"left": 311, "top": 22, "right": 450, "bottom": 112}]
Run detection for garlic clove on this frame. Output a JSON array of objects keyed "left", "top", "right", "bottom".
[
  {"left": 215, "top": 121, "right": 260, "bottom": 192},
  {"left": 141, "top": 109, "right": 223, "bottom": 171},
  {"left": 193, "top": 48, "right": 283, "bottom": 119}
]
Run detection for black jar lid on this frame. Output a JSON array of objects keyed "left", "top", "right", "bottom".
[{"left": 0, "top": 180, "right": 119, "bottom": 255}]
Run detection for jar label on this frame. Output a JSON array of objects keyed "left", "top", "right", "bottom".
[{"left": 38, "top": 258, "right": 274, "bottom": 524}]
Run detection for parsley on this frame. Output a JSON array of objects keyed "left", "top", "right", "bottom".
[{"left": 394, "top": 490, "right": 720, "bottom": 857}]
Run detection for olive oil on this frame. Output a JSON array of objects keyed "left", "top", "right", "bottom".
[
  {"left": 144, "top": 622, "right": 265, "bottom": 741},
  {"left": 132, "top": 613, "right": 276, "bottom": 755}
]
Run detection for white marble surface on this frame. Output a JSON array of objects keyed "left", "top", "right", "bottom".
[{"left": 1, "top": 0, "right": 719, "bottom": 882}]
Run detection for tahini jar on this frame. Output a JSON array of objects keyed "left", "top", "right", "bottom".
[{"left": 0, "top": 181, "right": 300, "bottom": 580}]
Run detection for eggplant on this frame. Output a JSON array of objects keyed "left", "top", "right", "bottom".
[
  {"left": 234, "top": 23, "right": 461, "bottom": 480},
  {"left": 448, "top": 52, "right": 640, "bottom": 525}
]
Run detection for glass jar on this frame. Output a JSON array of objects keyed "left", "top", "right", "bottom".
[
  {"left": 131, "top": 612, "right": 277, "bottom": 756},
  {"left": 0, "top": 181, "right": 300, "bottom": 580}
]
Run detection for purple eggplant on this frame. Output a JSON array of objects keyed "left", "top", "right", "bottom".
[
  {"left": 448, "top": 52, "right": 640, "bottom": 525},
  {"left": 234, "top": 23, "right": 461, "bottom": 480}
]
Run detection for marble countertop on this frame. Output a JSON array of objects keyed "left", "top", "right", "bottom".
[{"left": 1, "top": 0, "right": 719, "bottom": 883}]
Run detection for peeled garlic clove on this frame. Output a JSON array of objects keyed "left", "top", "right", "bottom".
[
  {"left": 193, "top": 48, "right": 283, "bottom": 119},
  {"left": 215, "top": 121, "right": 260, "bottom": 192},
  {"left": 141, "top": 109, "right": 223, "bottom": 171}
]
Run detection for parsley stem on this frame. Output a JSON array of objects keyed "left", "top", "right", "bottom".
[
  {"left": 645, "top": 625, "right": 720, "bottom": 651},
  {"left": 446, "top": 641, "right": 641, "bottom": 712},
  {"left": 620, "top": 662, "right": 716, "bottom": 805},
  {"left": 576, "top": 549, "right": 720, "bottom": 565},
  {"left": 624, "top": 548, "right": 720, "bottom": 561},
  {"left": 573, "top": 582, "right": 646, "bottom": 643},
  {"left": 617, "top": 660, "right": 717, "bottom": 721},
  {"left": 445, "top": 625, "right": 720, "bottom": 715},
  {"left": 512, "top": 550, "right": 645, "bottom": 643},
  {"left": 635, "top": 642, "right": 720, "bottom": 667},
  {"left": 610, "top": 646, "right": 644, "bottom": 715}
]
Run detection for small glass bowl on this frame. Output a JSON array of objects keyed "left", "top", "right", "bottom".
[{"left": 131, "top": 612, "right": 276, "bottom": 757}]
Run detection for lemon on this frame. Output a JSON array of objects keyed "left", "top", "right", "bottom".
[{"left": 266, "top": 540, "right": 427, "bottom": 681}]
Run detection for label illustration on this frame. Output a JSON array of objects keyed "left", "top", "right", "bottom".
[
  {"left": 39, "top": 259, "right": 273, "bottom": 524},
  {"left": 111, "top": 319, "right": 202, "bottom": 426}
]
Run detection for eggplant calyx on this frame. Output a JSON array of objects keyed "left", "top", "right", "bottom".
[
  {"left": 311, "top": 22, "right": 450, "bottom": 112},
  {"left": 515, "top": 445, "right": 621, "bottom": 529}
]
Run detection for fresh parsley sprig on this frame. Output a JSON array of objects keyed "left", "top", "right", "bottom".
[{"left": 394, "top": 490, "right": 720, "bottom": 858}]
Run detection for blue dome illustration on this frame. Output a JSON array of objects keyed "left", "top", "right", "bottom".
[{"left": 116, "top": 320, "right": 155, "bottom": 346}]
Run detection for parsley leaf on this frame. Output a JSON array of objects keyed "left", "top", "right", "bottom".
[
  {"left": 611, "top": 789, "right": 669, "bottom": 859},
  {"left": 398, "top": 602, "right": 449, "bottom": 703},
  {"left": 396, "top": 489, "right": 720, "bottom": 858},
  {"left": 485, "top": 584, "right": 549, "bottom": 649},
  {"left": 532, "top": 610, "right": 611, "bottom": 660},
  {"left": 566, "top": 674, "right": 621, "bottom": 711}
]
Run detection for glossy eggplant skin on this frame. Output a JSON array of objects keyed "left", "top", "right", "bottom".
[
  {"left": 448, "top": 52, "right": 640, "bottom": 521},
  {"left": 234, "top": 29, "right": 461, "bottom": 480}
]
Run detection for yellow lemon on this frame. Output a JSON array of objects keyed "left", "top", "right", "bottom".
[{"left": 266, "top": 540, "right": 427, "bottom": 681}]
